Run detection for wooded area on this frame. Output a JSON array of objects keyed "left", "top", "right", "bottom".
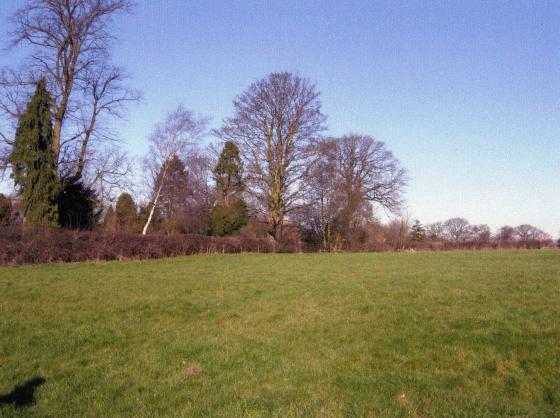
[{"left": 0, "top": 0, "right": 556, "bottom": 255}]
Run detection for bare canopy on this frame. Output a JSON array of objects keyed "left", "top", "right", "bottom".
[
  {"left": 216, "top": 72, "right": 326, "bottom": 238},
  {"left": 0, "top": 0, "right": 140, "bottom": 188}
]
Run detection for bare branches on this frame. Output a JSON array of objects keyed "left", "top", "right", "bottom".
[
  {"left": 216, "top": 72, "right": 326, "bottom": 238},
  {"left": 1, "top": 0, "right": 138, "bottom": 187},
  {"left": 142, "top": 106, "right": 209, "bottom": 234},
  {"left": 300, "top": 135, "right": 407, "bottom": 250}
]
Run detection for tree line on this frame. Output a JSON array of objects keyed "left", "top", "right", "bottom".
[{"left": 0, "top": 0, "right": 556, "bottom": 252}]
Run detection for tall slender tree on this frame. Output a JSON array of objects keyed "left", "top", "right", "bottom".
[
  {"left": 214, "top": 141, "right": 244, "bottom": 206},
  {"left": 209, "top": 141, "right": 247, "bottom": 236},
  {"left": 8, "top": 78, "right": 59, "bottom": 226}
]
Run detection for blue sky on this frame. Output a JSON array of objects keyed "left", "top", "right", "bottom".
[{"left": 1, "top": 0, "right": 558, "bottom": 235}]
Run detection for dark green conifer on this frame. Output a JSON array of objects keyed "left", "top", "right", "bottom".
[
  {"left": 8, "top": 78, "right": 59, "bottom": 226},
  {"left": 210, "top": 141, "right": 248, "bottom": 235}
]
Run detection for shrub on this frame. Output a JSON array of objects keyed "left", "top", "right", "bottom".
[{"left": 0, "top": 227, "right": 275, "bottom": 265}]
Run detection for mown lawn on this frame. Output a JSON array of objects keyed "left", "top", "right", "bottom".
[{"left": 0, "top": 250, "right": 559, "bottom": 417}]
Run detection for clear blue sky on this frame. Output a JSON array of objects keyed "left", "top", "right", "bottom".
[{"left": 1, "top": 0, "right": 558, "bottom": 235}]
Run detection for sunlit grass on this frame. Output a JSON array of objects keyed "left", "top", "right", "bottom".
[{"left": 1, "top": 250, "right": 559, "bottom": 417}]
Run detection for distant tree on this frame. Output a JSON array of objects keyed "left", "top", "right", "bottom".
[
  {"left": 496, "top": 225, "right": 514, "bottom": 242},
  {"left": 410, "top": 219, "right": 426, "bottom": 243},
  {"left": 115, "top": 192, "right": 137, "bottom": 232},
  {"left": 214, "top": 141, "right": 244, "bottom": 206},
  {"left": 426, "top": 222, "right": 445, "bottom": 240},
  {"left": 142, "top": 106, "right": 207, "bottom": 234},
  {"left": 470, "top": 224, "right": 491, "bottom": 244},
  {"left": 513, "top": 224, "right": 550, "bottom": 247},
  {"left": 443, "top": 217, "right": 470, "bottom": 242},
  {"left": 386, "top": 217, "right": 411, "bottom": 250},
  {"left": 103, "top": 205, "right": 117, "bottom": 232},
  {"left": 209, "top": 200, "right": 248, "bottom": 236},
  {"left": 217, "top": 72, "right": 326, "bottom": 239},
  {"left": 8, "top": 78, "right": 59, "bottom": 226},
  {"left": 183, "top": 152, "right": 214, "bottom": 234},
  {"left": 152, "top": 155, "right": 190, "bottom": 234},
  {"left": 58, "top": 179, "right": 100, "bottom": 229},
  {"left": 209, "top": 141, "right": 248, "bottom": 236},
  {"left": 300, "top": 135, "right": 407, "bottom": 251},
  {"left": 0, "top": 193, "right": 13, "bottom": 225}
]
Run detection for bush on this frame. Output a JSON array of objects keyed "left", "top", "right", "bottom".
[{"left": 0, "top": 227, "right": 275, "bottom": 265}]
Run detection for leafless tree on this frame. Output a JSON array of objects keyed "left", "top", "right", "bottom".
[
  {"left": 426, "top": 222, "right": 445, "bottom": 240},
  {"left": 513, "top": 224, "right": 550, "bottom": 246},
  {"left": 443, "top": 217, "right": 470, "bottom": 242},
  {"left": 332, "top": 135, "right": 407, "bottom": 221},
  {"left": 470, "top": 224, "right": 491, "bottom": 244},
  {"left": 142, "top": 106, "right": 208, "bottom": 234},
  {"left": 216, "top": 72, "right": 326, "bottom": 239},
  {"left": 386, "top": 215, "right": 411, "bottom": 251},
  {"left": 299, "top": 135, "right": 406, "bottom": 250},
  {"left": 0, "top": 0, "right": 140, "bottom": 188},
  {"left": 495, "top": 225, "right": 515, "bottom": 242}
]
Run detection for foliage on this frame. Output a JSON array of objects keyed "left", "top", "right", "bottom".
[
  {"left": 58, "top": 178, "right": 101, "bottom": 229},
  {"left": 209, "top": 199, "right": 248, "bottom": 236},
  {"left": 115, "top": 193, "right": 138, "bottom": 232},
  {"left": 410, "top": 219, "right": 425, "bottom": 243},
  {"left": 8, "top": 79, "right": 59, "bottom": 226},
  {"left": 1, "top": 251, "right": 559, "bottom": 416},
  {"left": 154, "top": 155, "right": 190, "bottom": 234},
  {"left": 214, "top": 141, "right": 244, "bottom": 205},
  {"left": 0, "top": 193, "right": 12, "bottom": 226}
]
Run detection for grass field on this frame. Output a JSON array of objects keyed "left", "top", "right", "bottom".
[{"left": 1, "top": 250, "right": 559, "bottom": 417}]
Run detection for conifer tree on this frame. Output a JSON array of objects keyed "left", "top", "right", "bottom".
[
  {"left": 214, "top": 141, "right": 244, "bottom": 206},
  {"left": 115, "top": 193, "right": 138, "bottom": 232},
  {"left": 8, "top": 78, "right": 59, "bottom": 226},
  {"left": 210, "top": 141, "right": 248, "bottom": 236},
  {"left": 411, "top": 219, "right": 426, "bottom": 243}
]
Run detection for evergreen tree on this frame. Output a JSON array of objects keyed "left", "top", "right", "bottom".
[
  {"left": 209, "top": 199, "right": 248, "bottom": 236},
  {"left": 410, "top": 219, "right": 426, "bottom": 243},
  {"left": 115, "top": 193, "right": 138, "bottom": 232},
  {"left": 8, "top": 78, "right": 59, "bottom": 226},
  {"left": 214, "top": 141, "right": 244, "bottom": 206},
  {"left": 0, "top": 193, "right": 13, "bottom": 226},
  {"left": 209, "top": 141, "right": 248, "bottom": 235},
  {"left": 58, "top": 179, "right": 100, "bottom": 229}
]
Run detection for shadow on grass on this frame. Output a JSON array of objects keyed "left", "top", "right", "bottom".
[{"left": 0, "top": 377, "right": 45, "bottom": 408}]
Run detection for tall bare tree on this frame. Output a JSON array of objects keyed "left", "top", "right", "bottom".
[
  {"left": 216, "top": 72, "right": 326, "bottom": 239},
  {"left": 0, "top": 0, "right": 140, "bottom": 188},
  {"left": 443, "top": 217, "right": 470, "bottom": 242},
  {"left": 301, "top": 135, "right": 407, "bottom": 250},
  {"left": 142, "top": 106, "right": 207, "bottom": 234}
]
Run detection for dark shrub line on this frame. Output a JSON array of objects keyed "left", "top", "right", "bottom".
[{"left": 0, "top": 227, "right": 275, "bottom": 266}]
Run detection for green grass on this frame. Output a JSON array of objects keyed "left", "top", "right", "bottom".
[{"left": 1, "top": 250, "right": 559, "bottom": 417}]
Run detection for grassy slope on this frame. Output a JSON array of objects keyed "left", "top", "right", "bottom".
[{"left": 0, "top": 250, "right": 559, "bottom": 417}]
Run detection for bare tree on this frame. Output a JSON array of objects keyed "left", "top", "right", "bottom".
[
  {"left": 0, "top": 0, "right": 140, "bottom": 188},
  {"left": 299, "top": 135, "right": 406, "bottom": 250},
  {"left": 332, "top": 135, "right": 407, "bottom": 223},
  {"left": 216, "top": 72, "right": 326, "bottom": 239},
  {"left": 426, "top": 222, "right": 445, "bottom": 240},
  {"left": 142, "top": 106, "right": 207, "bottom": 234},
  {"left": 386, "top": 215, "right": 411, "bottom": 251},
  {"left": 443, "top": 217, "right": 470, "bottom": 242},
  {"left": 513, "top": 224, "right": 550, "bottom": 246},
  {"left": 470, "top": 224, "right": 491, "bottom": 244},
  {"left": 495, "top": 225, "right": 514, "bottom": 243}
]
